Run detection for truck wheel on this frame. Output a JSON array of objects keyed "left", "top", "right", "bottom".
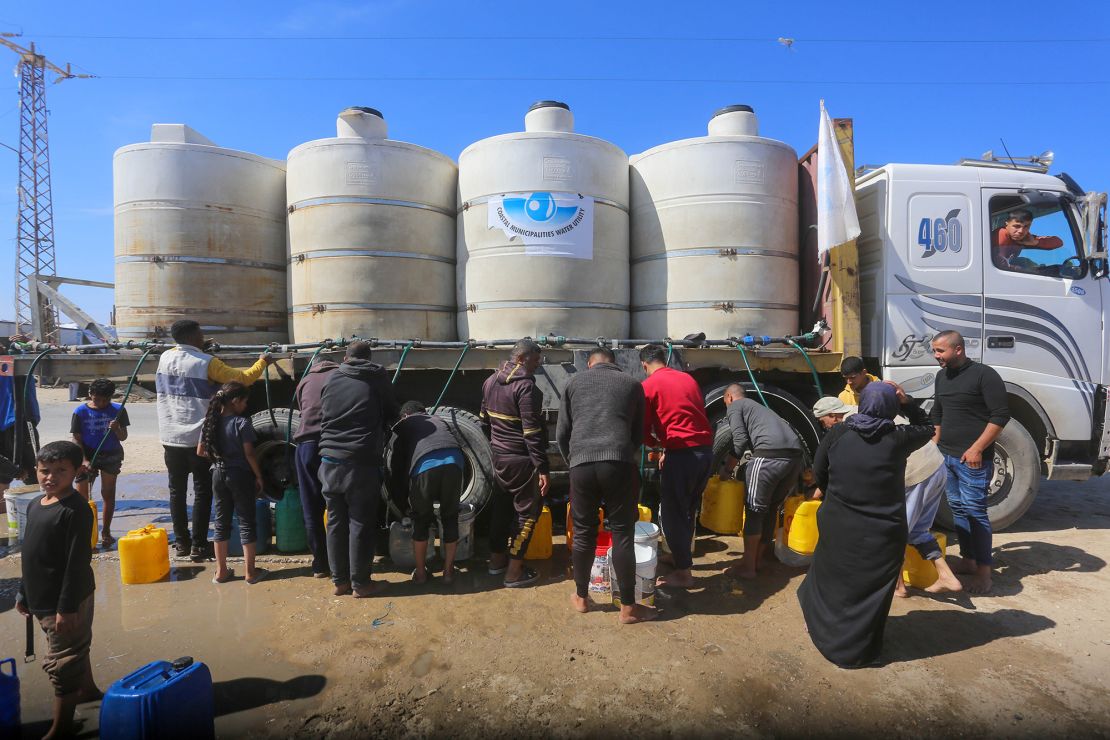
[
  {"left": 250, "top": 409, "right": 300, "bottom": 502},
  {"left": 432, "top": 406, "right": 496, "bottom": 514},
  {"left": 933, "top": 418, "right": 1039, "bottom": 532}
]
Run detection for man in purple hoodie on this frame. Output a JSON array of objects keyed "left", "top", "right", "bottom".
[
  {"left": 480, "top": 339, "right": 550, "bottom": 588},
  {"left": 294, "top": 356, "right": 340, "bottom": 578}
]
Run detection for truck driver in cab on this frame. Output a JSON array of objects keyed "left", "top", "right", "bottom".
[{"left": 993, "top": 208, "right": 1063, "bottom": 273}]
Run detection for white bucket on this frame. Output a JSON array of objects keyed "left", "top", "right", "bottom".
[
  {"left": 4, "top": 488, "right": 43, "bottom": 544},
  {"left": 442, "top": 502, "right": 478, "bottom": 561},
  {"left": 634, "top": 520, "right": 661, "bottom": 557},
  {"left": 608, "top": 543, "right": 657, "bottom": 607},
  {"left": 773, "top": 525, "right": 813, "bottom": 568}
]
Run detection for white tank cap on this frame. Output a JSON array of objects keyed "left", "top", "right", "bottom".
[
  {"left": 524, "top": 100, "right": 574, "bottom": 133},
  {"left": 708, "top": 104, "right": 759, "bottom": 137},
  {"left": 150, "top": 124, "right": 217, "bottom": 146},
  {"left": 337, "top": 106, "right": 387, "bottom": 139}
]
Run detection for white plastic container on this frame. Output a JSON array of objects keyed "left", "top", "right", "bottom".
[
  {"left": 438, "top": 502, "right": 477, "bottom": 561},
  {"left": 4, "top": 488, "right": 43, "bottom": 544},
  {"left": 633, "top": 520, "right": 661, "bottom": 557},
  {"left": 630, "top": 105, "right": 799, "bottom": 339},
  {"left": 388, "top": 517, "right": 438, "bottom": 568},
  {"left": 113, "top": 124, "right": 288, "bottom": 344},
  {"left": 609, "top": 543, "right": 658, "bottom": 607},
  {"left": 287, "top": 107, "right": 458, "bottom": 342},
  {"left": 457, "top": 100, "right": 630, "bottom": 339}
]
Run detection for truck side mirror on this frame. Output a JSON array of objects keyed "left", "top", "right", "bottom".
[{"left": 1082, "top": 192, "right": 1108, "bottom": 260}]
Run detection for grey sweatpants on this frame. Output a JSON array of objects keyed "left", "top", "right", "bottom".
[{"left": 320, "top": 459, "right": 380, "bottom": 588}]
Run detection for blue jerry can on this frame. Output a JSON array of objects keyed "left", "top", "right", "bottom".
[
  {"left": 100, "top": 656, "right": 215, "bottom": 739},
  {"left": 0, "top": 658, "right": 20, "bottom": 734}
]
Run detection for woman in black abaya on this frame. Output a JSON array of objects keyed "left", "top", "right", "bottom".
[{"left": 797, "top": 381, "right": 934, "bottom": 668}]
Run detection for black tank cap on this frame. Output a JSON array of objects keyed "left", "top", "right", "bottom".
[
  {"left": 528, "top": 100, "right": 570, "bottom": 112},
  {"left": 713, "top": 104, "right": 754, "bottom": 117},
  {"left": 344, "top": 106, "right": 384, "bottom": 118}
]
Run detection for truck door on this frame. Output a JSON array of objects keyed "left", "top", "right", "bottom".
[{"left": 981, "top": 188, "right": 1103, "bottom": 438}]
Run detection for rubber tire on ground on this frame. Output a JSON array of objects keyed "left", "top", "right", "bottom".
[
  {"left": 249, "top": 409, "right": 300, "bottom": 502},
  {"left": 933, "top": 417, "right": 1040, "bottom": 532}
]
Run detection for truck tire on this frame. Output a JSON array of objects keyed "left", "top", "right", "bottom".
[
  {"left": 250, "top": 409, "right": 300, "bottom": 502},
  {"left": 933, "top": 418, "right": 1039, "bottom": 532},
  {"left": 432, "top": 406, "right": 496, "bottom": 514}
]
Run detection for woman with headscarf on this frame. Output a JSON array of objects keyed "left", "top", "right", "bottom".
[{"left": 797, "top": 381, "right": 934, "bottom": 668}]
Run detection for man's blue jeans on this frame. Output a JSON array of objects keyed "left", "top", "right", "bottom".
[{"left": 942, "top": 453, "right": 993, "bottom": 565}]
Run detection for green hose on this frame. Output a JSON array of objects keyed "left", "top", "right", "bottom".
[
  {"left": 665, "top": 341, "right": 674, "bottom": 367},
  {"left": 431, "top": 343, "right": 471, "bottom": 414},
  {"left": 736, "top": 345, "right": 770, "bottom": 408},
  {"left": 89, "top": 344, "right": 157, "bottom": 468},
  {"left": 392, "top": 342, "right": 414, "bottom": 385},
  {"left": 786, "top": 338, "right": 824, "bottom": 397},
  {"left": 263, "top": 363, "right": 278, "bottom": 430}
]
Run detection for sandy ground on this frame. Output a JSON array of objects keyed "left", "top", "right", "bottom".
[{"left": 2, "top": 395, "right": 1110, "bottom": 737}]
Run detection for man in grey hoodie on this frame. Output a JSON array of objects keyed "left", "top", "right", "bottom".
[
  {"left": 293, "top": 356, "right": 339, "bottom": 578},
  {"left": 318, "top": 341, "right": 400, "bottom": 597},
  {"left": 557, "top": 347, "right": 657, "bottom": 624},
  {"left": 722, "top": 384, "right": 803, "bottom": 579}
]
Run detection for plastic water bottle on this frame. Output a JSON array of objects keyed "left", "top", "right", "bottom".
[{"left": 587, "top": 551, "right": 611, "bottom": 606}]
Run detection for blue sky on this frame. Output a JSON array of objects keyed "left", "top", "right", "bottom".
[{"left": 2, "top": 0, "right": 1108, "bottom": 324}]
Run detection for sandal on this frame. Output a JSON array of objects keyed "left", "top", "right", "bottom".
[
  {"left": 212, "top": 569, "right": 235, "bottom": 584},
  {"left": 504, "top": 567, "right": 539, "bottom": 589}
]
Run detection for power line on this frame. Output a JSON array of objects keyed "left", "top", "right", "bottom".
[
  {"left": 93, "top": 74, "right": 1110, "bottom": 87},
  {"left": 16, "top": 33, "right": 1110, "bottom": 44}
]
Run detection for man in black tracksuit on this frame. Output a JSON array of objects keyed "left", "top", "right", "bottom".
[
  {"left": 556, "top": 346, "right": 658, "bottom": 623},
  {"left": 480, "top": 339, "right": 549, "bottom": 588},
  {"left": 318, "top": 341, "right": 400, "bottom": 597}
]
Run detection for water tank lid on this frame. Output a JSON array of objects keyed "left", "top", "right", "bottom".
[
  {"left": 342, "top": 106, "right": 383, "bottom": 118},
  {"left": 528, "top": 100, "right": 570, "bottom": 113},
  {"left": 713, "top": 104, "right": 754, "bottom": 117}
]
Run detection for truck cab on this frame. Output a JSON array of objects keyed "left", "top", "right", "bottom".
[{"left": 855, "top": 155, "right": 1110, "bottom": 527}]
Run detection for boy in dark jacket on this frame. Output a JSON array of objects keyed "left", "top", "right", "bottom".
[
  {"left": 293, "top": 358, "right": 339, "bottom": 578},
  {"left": 16, "top": 441, "right": 101, "bottom": 739},
  {"left": 390, "top": 401, "right": 464, "bottom": 584},
  {"left": 480, "top": 339, "right": 549, "bottom": 588},
  {"left": 318, "top": 341, "right": 400, "bottom": 597}
]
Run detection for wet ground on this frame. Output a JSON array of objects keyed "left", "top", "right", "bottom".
[{"left": 3, "top": 469, "right": 1110, "bottom": 738}]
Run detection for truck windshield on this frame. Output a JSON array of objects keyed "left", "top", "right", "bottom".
[{"left": 989, "top": 196, "right": 1083, "bottom": 279}]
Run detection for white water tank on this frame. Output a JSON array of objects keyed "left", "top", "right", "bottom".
[
  {"left": 457, "top": 101, "right": 629, "bottom": 340},
  {"left": 630, "top": 105, "right": 799, "bottom": 339},
  {"left": 113, "top": 125, "right": 288, "bottom": 344},
  {"left": 287, "top": 107, "right": 457, "bottom": 342}
]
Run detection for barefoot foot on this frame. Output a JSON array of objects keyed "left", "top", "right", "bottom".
[
  {"left": 570, "top": 593, "right": 589, "bottom": 614},
  {"left": 656, "top": 570, "right": 695, "bottom": 589},
  {"left": 924, "top": 571, "right": 964, "bottom": 594},
  {"left": 961, "top": 573, "right": 992, "bottom": 594},
  {"left": 947, "top": 556, "right": 977, "bottom": 575},
  {"left": 619, "top": 603, "right": 659, "bottom": 624},
  {"left": 723, "top": 564, "right": 757, "bottom": 580}
]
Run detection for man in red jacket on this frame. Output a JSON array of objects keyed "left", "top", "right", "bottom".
[
  {"left": 641, "top": 344, "right": 714, "bottom": 589},
  {"left": 480, "top": 339, "right": 550, "bottom": 588}
]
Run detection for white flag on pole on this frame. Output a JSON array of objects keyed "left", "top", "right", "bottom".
[{"left": 816, "top": 100, "right": 860, "bottom": 261}]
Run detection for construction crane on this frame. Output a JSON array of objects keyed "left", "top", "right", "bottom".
[{"left": 0, "top": 34, "right": 93, "bottom": 342}]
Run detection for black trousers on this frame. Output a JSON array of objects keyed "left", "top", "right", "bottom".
[
  {"left": 410, "top": 464, "right": 463, "bottom": 542},
  {"left": 659, "top": 446, "right": 713, "bottom": 571},
  {"left": 488, "top": 455, "right": 542, "bottom": 560},
  {"left": 165, "top": 444, "right": 213, "bottom": 549},
  {"left": 569, "top": 461, "right": 638, "bottom": 605},
  {"left": 211, "top": 466, "right": 257, "bottom": 544}
]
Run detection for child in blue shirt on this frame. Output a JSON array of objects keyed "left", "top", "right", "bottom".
[{"left": 70, "top": 378, "right": 129, "bottom": 547}]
